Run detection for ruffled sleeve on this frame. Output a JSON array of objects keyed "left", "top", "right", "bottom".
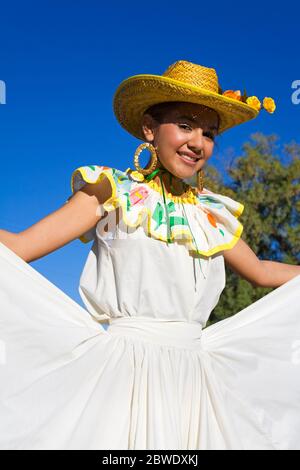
[
  {"left": 68, "top": 165, "right": 122, "bottom": 243},
  {"left": 191, "top": 188, "right": 244, "bottom": 256}
]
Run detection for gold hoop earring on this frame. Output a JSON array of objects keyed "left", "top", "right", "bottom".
[
  {"left": 197, "top": 168, "right": 204, "bottom": 192},
  {"left": 126, "top": 142, "right": 158, "bottom": 182},
  {"left": 134, "top": 142, "right": 158, "bottom": 174}
]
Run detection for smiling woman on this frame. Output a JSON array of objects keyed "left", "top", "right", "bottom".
[
  {"left": 1, "top": 59, "right": 300, "bottom": 451},
  {"left": 140, "top": 101, "right": 220, "bottom": 194}
]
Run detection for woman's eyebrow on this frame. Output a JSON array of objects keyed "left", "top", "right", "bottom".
[{"left": 178, "top": 115, "right": 218, "bottom": 131}]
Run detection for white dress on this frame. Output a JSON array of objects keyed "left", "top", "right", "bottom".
[{"left": 1, "top": 164, "right": 300, "bottom": 450}]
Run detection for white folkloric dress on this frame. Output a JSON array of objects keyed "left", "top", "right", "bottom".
[{"left": 1, "top": 164, "right": 300, "bottom": 450}]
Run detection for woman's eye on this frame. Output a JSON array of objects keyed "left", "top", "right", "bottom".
[
  {"left": 178, "top": 123, "right": 192, "bottom": 131},
  {"left": 178, "top": 123, "right": 215, "bottom": 141},
  {"left": 204, "top": 132, "right": 215, "bottom": 141}
]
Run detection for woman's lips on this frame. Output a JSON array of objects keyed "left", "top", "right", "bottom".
[{"left": 176, "top": 152, "right": 200, "bottom": 166}]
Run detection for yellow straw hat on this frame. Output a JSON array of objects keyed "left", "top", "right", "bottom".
[{"left": 113, "top": 60, "right": 276, "bottom": 140}]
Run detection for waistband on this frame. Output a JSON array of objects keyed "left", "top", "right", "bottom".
[{"left": 107, "top": 316, "right": 203, "bottom": 350}]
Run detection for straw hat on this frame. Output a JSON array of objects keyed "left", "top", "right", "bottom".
[{"left": 113, "top": 60, "right": 275, "bottom": 140}]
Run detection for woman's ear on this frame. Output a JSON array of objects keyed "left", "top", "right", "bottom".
[{"left": 141, "top": 113, "right": 156, "bottom": 142}]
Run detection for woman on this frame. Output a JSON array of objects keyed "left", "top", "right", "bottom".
[{"left": 0, "top": 60, "right": 300, "bottom": 450}]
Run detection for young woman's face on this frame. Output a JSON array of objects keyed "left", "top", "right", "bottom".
[{"left": 142, "top": 102, "right": 219, "bottom": 181}]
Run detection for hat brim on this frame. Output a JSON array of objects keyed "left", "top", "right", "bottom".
[{"left": 113, "top": 74, "right": 259, "bottom": 140}]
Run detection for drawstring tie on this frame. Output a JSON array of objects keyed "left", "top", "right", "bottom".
[{"left": 144, "top": 168, "right": 206, "bottom": 280}]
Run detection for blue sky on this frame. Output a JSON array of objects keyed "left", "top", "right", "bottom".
[{"left": 0, "top": 0, "right": 299, "bottom": 311}]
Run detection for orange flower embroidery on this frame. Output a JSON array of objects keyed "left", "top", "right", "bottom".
[{"left": 207, "top": 213, "right": 217, "bottom": 228}]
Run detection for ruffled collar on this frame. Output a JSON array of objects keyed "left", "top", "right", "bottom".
[{"left": 71, "top": 165, "right": 244, "bottom": 257}]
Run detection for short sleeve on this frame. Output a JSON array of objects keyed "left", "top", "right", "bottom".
[{"left": 67, "top": 165, "right": 120, "bottom": 243}]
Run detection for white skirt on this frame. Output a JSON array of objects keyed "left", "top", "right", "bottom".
[{"left": 1, "top": 240, "right": 300, "bottom": 450}]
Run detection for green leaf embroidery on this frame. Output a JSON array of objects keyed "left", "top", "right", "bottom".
[{"left": 152, "top": 201, "right": 188, "bottom": 230}]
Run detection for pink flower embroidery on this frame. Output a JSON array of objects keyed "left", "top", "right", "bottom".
[{"left": 129, "top": 186, "right": 149, "bottom": 205}]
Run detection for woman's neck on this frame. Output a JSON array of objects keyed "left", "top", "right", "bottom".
[{"left": 153, "top": 166, "right": 188, "bottom": 196}]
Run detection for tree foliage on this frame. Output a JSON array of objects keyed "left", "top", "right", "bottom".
[{"left": 204, "top": 133, "right": 300, "bottom": 326}]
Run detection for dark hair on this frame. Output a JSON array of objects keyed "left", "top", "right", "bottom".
[
  {"left": 142, "top": 101, "right": 221, "bottom": 150},
  {"left": 144, "top": 101, "right": 221, "bottom": 133}
]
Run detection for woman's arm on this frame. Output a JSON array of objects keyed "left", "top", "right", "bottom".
[
  {"left": 0, "top": 176, "right": 112, "bottom": 263},
  {"left": 223, "top": 238, "right": 300, "bottom": 288}
]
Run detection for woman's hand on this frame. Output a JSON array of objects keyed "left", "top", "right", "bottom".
[{"left": 223, "top": 238, "right": 300, "bottom": 288}]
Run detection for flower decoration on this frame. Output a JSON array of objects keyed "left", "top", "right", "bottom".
[
  {"left": 246, "top": 96, "right": 261, "bottom": 111},
  {"left": 221, "top": 87, "right": 276, "bottom": 114},
  {"left": 222, "top": 90, "right": 242, "bottom": 101},
  {"left": 207, "top": 213, "right": 217, "bottom": 228},
  {"left": 263, "top": 97, "right": 276, "bottom": 113},
  {"left": 125, "top": 168, "right": 145, "bottom": 182},
  {"left": 129, "top": 186, "right": 150, "bottom": 205}
]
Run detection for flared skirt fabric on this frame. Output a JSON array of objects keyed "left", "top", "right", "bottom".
[{"left": 0, "top": 241, "right": 300, "bottom": 450}]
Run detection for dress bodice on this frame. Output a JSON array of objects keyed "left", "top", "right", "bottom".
[{"left": 68, "top": 165, "right": 245, "bottom": 325}]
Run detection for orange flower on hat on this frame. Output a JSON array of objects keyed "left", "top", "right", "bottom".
[
  {"left": 263, "top": 97, "right": 276, "bottom": 113},
  {"left": 222, "top": 90, "right": 242, "bottom": 101},
  {"left": 246, "top": 96, "right": 261, "bottom": 111}
]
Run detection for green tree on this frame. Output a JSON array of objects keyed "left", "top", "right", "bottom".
[{"left": 205, "top": 133, "right": 300, "bottom": 326}]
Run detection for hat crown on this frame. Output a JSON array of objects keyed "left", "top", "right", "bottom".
[
  {"left": 162, "top": 60, "right": 220, "bottom": 93},
  {"left": 113, "top": 59, "right": 259, "bottom": 140}
]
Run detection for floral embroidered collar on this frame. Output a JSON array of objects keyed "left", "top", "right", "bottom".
[
  {"left": 125, "top": 168, "right": 200, "bottom": 205},
  {"left": 70, "top": 165, "right": 244, "bottom": 257}
]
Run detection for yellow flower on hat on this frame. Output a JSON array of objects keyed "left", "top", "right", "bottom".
[
  {"left": 246, "top": 96, "right": 261, "bottom": 111},
  {"left": 263, "top": 97, "right": 276, "bottom": 113}
]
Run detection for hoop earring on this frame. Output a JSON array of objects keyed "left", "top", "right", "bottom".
[
  {"left": 126, "top": 142, "right": 158, "bottom": 182},
  {"left": 134, "top": 142, "right": 158, "bottom": 174},
  {"left": 197, "top": 168, "right": 204, "bottom": 192}
]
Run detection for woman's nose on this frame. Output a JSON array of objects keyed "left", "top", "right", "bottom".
[{"left": 188, "top": 129, "right": 205, "bottom": 153}]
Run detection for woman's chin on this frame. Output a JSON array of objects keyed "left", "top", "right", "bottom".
[
  {"left": 161, "top": 162, "right": 199, "bottom": 183},
  {"left": 174, "top": 166, "right": 198, "bottom": 181},
  {"left": 182, "top": 172, "right": 199, "bottom": 187}
]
